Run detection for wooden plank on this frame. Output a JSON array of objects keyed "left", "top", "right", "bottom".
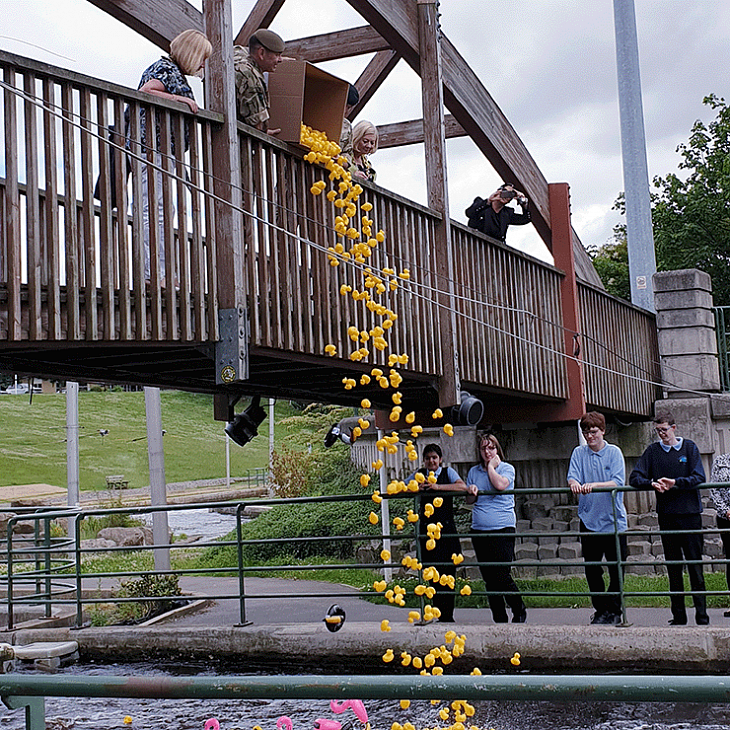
[
  {"left": 113, "top": 96, "right": 132, "bottom": 340},
  {"left": 417, "top": 0, "right": 459, "bottom": 406},
  {"left": 86, "top": 0, "right": 203, "bottom": 50},
  {"left": 61, "top": 81, "right": 81, "bottom": 340},
  {"left": 351, "top": 50, "right": 399, "bottom": 117},
  {"left": 239, "top": 134, "right": 257, "bottom": 345},
  {"left": 79, "top": 88, "right": 99, "bottom": 340},
  {"left": 377, "top": 115, "right": 465, "bottom": 149},
  {"left": 265, "top": 149, "right": 282, "bottom": 349},
  {"left": 284, "top": 26, "right": 389, "bottom": 63},
  {"left": 174, "top": 113, "right": 192, "bottom": 341},
  {"left": 202, "top": 123, "right": 219, "bottom": 341},
  {"left": 42, "top": 78, "right": 62, "bottom": 340},
  {"left": 128, "top": 100, "right": 148, "bottom": 339},
  {"left": 145, "top": 107, "right": 164, "bottom": 339},
  {"left": 205, "top": 0, "right": 244, "bottom": 362},
  {"left": 187, "top": 114, "right": 205, "bottom": 340},
  {"left": 159, "top": 110, "right": 177, "bottom": 339},
  {"left": 23, "top": 71, "right": 42, "bottom": 340},
  {"left": 234, "top": 0, "right": 286, "bottom": 46},
  {"left": 96, "top": 93, "right": 116, "bottom": 339},
  {"left": 3, "top": 67, "right": 21, "bottom": 340}
]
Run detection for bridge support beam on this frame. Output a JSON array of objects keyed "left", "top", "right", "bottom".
[
  {"left": 205, "top": 0, "right": 249, "bottom": 387},
  {"left": 544, "top": 182, "right": 586, "bottom": 422},
  {"left": 417, "top": 0, "right": 460, "bottom": 408}
]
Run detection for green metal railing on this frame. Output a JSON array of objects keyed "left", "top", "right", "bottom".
[
  {"left": 3, "top": 673, "right": 730, "bottom": 730},
  {"left": 2, "top": 485, "right": 729, "bottom": 629},
  {"left": 714, "top": 306, "right": 730, "bottom": 391}
]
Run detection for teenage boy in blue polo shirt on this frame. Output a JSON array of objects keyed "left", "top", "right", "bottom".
[{"left": 568, "top": 411, "right": 628, "bottom": 625}]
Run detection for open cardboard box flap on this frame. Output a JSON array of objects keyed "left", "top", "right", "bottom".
[{"left": 268, "top": 60, "right": 348, "bottom": 145}]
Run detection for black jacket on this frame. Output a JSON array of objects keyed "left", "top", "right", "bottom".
[{"left": 466, "top": 197, "right": 531, "bottom": 242}]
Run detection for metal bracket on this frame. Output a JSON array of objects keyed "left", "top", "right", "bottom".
[
  {"left": 3, "top": 695, "right": 46, "bottom": 730},
  {"left": 216, "top": 307, "right": 249, "bottom": 384}
]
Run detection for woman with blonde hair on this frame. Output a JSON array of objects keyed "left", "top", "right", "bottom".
[
  {"left": 134, "top": 29, "right": 212, "bottom": 284},
  {"left": 467, "top": 432, "right": 527, "bottom": 623},
  {"left": 345, "top": 120, "right": 378, "bottom": 182}
]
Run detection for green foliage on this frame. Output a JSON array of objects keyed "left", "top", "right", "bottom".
[
  {"left": 587, "top": 231, "right": 631, "bottom": 301},
  {"left": 650, "top": 94, "right": 730, "bottom": 305},
  {"left": 90, "top": 573, "right": 182, "bottom": 625},
  {"left": 601, "top": 94, "right": 730, "bottom": 305},
  {"left": 197, "top": 448, "right": 414, "bottom": 567}
]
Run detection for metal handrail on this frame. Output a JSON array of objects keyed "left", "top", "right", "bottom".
[
  {"left": 714, "top": 306, "right": 730, "bottom": 392},
  {"left": 2, "top": 483, "right": 729, "bottom": 629}
]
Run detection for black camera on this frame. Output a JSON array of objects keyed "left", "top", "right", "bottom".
[{"left": 499, "top": 188, "right": 517, "bottom": 201}]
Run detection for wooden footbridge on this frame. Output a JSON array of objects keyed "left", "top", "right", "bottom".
[{"left": 0, "top": 0, "right": 660, "bottom": 425}]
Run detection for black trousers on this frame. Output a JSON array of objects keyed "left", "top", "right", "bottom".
[
  {"left": 418, "top": 531, "right": 460, "bottom": 622},
  {"left": 658, "top": 512, "right": 707, "bottom": 623},
  {"left": 718, "top": 514, "right": 730, "bottom": 591},
  {"left": 471, "top": 527, "right": 526, "bottom": 623},
  {"left": 579, "top": 520, "right": 628, "bottom": 617}
]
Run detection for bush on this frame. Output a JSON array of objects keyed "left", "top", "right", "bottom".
[
  {"left": 198, "top": 449, "right": 416, "bottom": 567},
  {"left": 90, "top": 573, "right": 182, "bottom": 626}
]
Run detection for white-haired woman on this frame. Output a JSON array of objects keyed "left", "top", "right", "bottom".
[
  {"left": 133, "top": 29, "right": 212, "bottom": 285},
  {"left": 345, "top": 120, "right": 378, "bottom": 182}
]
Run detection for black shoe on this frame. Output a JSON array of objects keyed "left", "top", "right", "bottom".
[
  {"left": 598, "top": 612, "right": 622, "bottom": 625},
  {"left": 493, "top": 615, "right": 509, "bottom": 624},
  {"left": 512, "top": 608, "right": 527, "bottom": 623},
  {"left": 724, "top": 610, "right": 730, "bottom": 618},
  {"left": 668, "top": 618, "right": 687, "bottom": 626},
  {"left": 590, "top": 612, "right": 606, "bottom": 625},
  {"left": 696, "top": 616, "right": 710, "bottom": 626}
]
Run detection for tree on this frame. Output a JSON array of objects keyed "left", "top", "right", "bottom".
[
  {"left": 587, "top": 229, "right": 630, "bottom": 301},
  {"left": 591, "top": 94, "right": 730, "bottom": 305}
]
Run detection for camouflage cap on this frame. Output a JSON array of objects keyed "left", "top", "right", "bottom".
[{"left": 250, "top": 28, "right": 285, "bottom": 53}]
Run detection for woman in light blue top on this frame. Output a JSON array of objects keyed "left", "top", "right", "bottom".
[{"left": 467, "top": 432, "right": 526, "bottom": 623}]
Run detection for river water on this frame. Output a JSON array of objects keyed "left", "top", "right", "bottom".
[
  {"left": 140, "top": 508, "right": 240, "bottom": 540},
  {"left": 2, "top": 661, "right": 730, "bottom": 730}
]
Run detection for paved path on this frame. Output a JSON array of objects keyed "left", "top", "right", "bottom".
[{"left": 162, "top": 576, "right": 730, "bottom": 629}]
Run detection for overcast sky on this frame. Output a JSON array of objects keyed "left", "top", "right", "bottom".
[{"left": 2, "top": 0, "right": 728, "bottom": 263}]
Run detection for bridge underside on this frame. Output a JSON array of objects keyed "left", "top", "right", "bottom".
[{"left": 0, "top": 342, "right": 559, "bottom": 416}]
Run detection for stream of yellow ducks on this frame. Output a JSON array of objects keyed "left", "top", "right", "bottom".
[{"left": 300, "top": 124, "right": 517, "bottom": 730}]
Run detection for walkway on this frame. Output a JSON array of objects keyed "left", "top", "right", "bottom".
[{"left": 5, "top": 576, "right": 730, "bottom": 673}]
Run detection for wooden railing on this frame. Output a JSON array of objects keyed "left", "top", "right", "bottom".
[
  {"left": 579, "top": 283, "right": 661, "bottom": 415},
  {"left": 0, "top": 49, "right": 221, "bottom": 344},
  {"left": 0, "top": 49, "right": 660, "bottom": 418},
  {"left": 451, "top": 223, "right": 567, "bottom": 400},
  {"left": 238, "top": 127, "right": 445, "bottom": 379}
]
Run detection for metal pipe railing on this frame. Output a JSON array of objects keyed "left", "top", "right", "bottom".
[{"left": 2, "top": 484, "right": 730, "bottom": 629}]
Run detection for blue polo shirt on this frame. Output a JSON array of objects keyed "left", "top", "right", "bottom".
[
  {"left": 567, "top": 442, "right": 627, "bottom": 533},
  {"left": 467, "top": 461, "right": 517, "bottom": 530}
]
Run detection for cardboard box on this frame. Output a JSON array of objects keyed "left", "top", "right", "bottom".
[{"left": 268, "top": 60, "right": 348, "bottom": 146}]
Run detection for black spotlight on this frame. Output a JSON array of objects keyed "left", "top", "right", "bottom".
[
  {"left": 225, "top": 397, "right": 267, "bottom": 447},
  {"left": 451, "top": 391, "right": 484, "bottom": 427}
]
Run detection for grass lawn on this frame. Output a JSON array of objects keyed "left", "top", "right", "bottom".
[{"left": 0, "top": 391, "right": 318, "bottom": 491}]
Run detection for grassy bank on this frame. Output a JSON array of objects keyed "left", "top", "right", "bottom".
[{"left": 0, "top": 391, "right": 335, "bottom": 490}]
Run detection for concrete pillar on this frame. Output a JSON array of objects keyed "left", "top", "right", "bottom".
[{"left": 653, "top": 269, "right": 720, "bottom": 394}]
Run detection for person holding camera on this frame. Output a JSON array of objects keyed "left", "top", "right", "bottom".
[{"left": 465, "top": 183, "right": 530, "bottom": 243}]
